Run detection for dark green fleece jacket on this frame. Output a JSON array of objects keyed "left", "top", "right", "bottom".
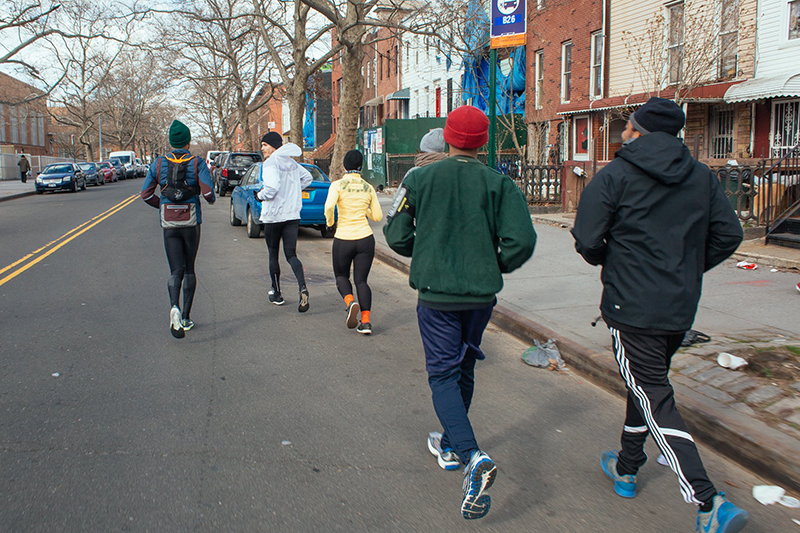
[{"left": 383, "top": 155, "right": 536, "bottom": 305}]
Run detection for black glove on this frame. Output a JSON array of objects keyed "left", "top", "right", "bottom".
[{"left": 253, "top": 189, "right": 260, "bottom": 201}]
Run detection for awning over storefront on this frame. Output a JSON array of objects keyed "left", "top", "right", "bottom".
[
  {"left": 364, "top": 96, "right": 384, "bottom": 107},
  {"left": 557, "top": 82, "right": 740, "bottom": 115},
  {"left": 386, "top": 88, "right": 410, "bottom": 100},
  {"left": 724, "top": 73, "right": 800, "bottom": 103}
]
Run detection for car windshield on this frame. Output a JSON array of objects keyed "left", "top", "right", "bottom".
[
  {"left": 110, "top": 160, "right": 122, "bottom": 167},
  {"left": 228, "top": 154, "right": 260, "bottom": 168},
  {"left": 97, "top": 162, "right": 110, "bottom": 169},
  {"left": 43, "top": 165, "right": 72, "bottom": 174},
  {"left": 304, "top": 165, "right": 330, "bottom": 182},
  {"left": 80, "top": 164, "right": 95, "bottom": 171},
  {"left": 113, "top": 155, "right": 132, "bottom": 164}
]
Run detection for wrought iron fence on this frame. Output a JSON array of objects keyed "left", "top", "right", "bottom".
[{"left": 711, "top": 141, "right": 800, "bottom": 228}]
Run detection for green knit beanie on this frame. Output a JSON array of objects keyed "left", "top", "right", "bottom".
[{"left": 168, "top": 119, "right": 191, "bottom": 148}]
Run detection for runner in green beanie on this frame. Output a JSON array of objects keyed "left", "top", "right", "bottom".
[{"left": 169, "top": 120, "right": 191, "bottom": 148}]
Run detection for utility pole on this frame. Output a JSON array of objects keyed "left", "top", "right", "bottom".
[{"left": 98, "top": 113, "right": 103, "bottom": 161}]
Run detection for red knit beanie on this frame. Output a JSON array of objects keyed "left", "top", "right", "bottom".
[{"left": 444, "top": 106, "right": 489, "bottom": 149}]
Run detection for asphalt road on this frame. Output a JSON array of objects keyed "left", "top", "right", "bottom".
[{"left": 0, "top": 180, "right": 795, "bottom": 532}]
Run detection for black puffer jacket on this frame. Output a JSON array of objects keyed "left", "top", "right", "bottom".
[{"left": 572, "top": 132, "right": 743, "bottom": 332}]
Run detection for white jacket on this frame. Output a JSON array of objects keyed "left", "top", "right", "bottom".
[{"left": 256, "top": 143, "right": 313, "bottom": 223}]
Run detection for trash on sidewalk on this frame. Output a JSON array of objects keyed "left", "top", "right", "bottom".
[
  {"left": 752, "top": 484, "right": 800, "bottom": 507},
  {"left": 796, "top": 282, "right": 800, "bottom": 294},
  {"left": 681, "top": 329, "right": 711, "bottom": 347},
  {"left": 717, "top": 352, "right": 748, "bottom": 370},
  {"left": 770, "top": 268, "right": 779, "bottom": 272},
  {"left": 736, "top": 261, "right": 758, "bottom": 270},
  {"left": 521, "top": 339, "right": 565, "bottom": 371},
  {"left": 51, "top": 372, "right": 60, "bottom": 378}
]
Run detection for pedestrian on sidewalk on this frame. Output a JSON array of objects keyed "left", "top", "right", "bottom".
[
  {"left": 323, "top": 149, "right": 383, "bottom": 334},
  {"left": 141, "top": 119, "right": 216, "bottom": 338},
  {"left": 572, "top": 97, "right": 748, "bottom": 533},
  {"left": 256, "top": 132, "right": 312, "bottom": 312},
  {"left": 384, "top": 105, "right": 536, "bottom": 520},
  {"left": 18, "top": 155, "right": 30, "bottom": 183},
  {"left": 399, "top": 127, "right": 448, "bottom": 184}
]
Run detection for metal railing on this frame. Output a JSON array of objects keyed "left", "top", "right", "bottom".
[
  {"left": 711, "top": 141, "right": 800, "bottom": 229},
  {"left": 515, "top": 164, "right": 562, "bottom": 203}
]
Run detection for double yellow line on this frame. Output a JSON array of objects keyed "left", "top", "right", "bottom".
[{"left": 0, "top": 194, "right": 139, "bottom": 288}]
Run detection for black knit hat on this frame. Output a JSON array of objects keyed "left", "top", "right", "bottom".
[
  {"left": 261, "top": 132, "right": 282, "bottom": 149},
  {"left": 629, "top": 97, "right": 686, "bottom": 137},
  {"left": 343, "top": 149, "right": 363, "bottom": 171}
]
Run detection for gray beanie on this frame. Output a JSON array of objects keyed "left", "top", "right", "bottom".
[{"left": 419, "top": 128, "right": 445, "bottom": 153}]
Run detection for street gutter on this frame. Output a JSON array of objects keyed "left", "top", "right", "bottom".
[
  {"left": 374, "top": 242, "right": 800, "bottom": 493},
  {"left": 0, "top": 192, "right": 35, "bottom": 203}
]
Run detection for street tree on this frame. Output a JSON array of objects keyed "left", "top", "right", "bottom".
[{"left": 251, "top": 0, "right": 341, "bottom": 149}]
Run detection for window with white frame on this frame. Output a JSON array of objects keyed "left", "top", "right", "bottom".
[
  {"left": 668, "top": 2, "right": 684, "bottom": 84},
  {"left": 0, "top": 105, "right": 5, "bottom": 142},
  {"left": 535, "top": 50, "right": 544, "bottom": 108},
  {"left": 771, "top": 99, "right": 800, "bottom": 157},
  {"left": 719, "top": 0, "right": 739, "bottom": 78},
  {"left": 561, "top": 41, "right": 572, "bottom": 102},
  {"left": 590, "top": 32, "right": 604, "bottom": 98},
  {"left": 405, "top": 43, "right": 409, "bottom": 70},
  {"left": 38, "top": 115, "right": 45, "bottom": 146},
  {"left": 30, "top": 112, "right": 37, "bottom": 146},
  {"left": 19, "top": 110, "right": 27, "bottom": 145},
  {"left": 790, "top": 0, "right": 800, "bottom": 40}
]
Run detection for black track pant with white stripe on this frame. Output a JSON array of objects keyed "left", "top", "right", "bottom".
[{"left": 610, "top": 327, "right": 717, "bottom": 505}]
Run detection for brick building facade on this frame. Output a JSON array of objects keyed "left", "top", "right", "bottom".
[{"left": 0, "top": 72, "right": 52, "bottom": 156}]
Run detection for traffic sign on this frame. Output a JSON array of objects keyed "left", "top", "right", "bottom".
[{"left": 490, "top": 0, "right": 526, "bottom": 48}]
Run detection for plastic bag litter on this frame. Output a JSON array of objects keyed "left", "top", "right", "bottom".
[
  {"left": 751, "top": 485, "right": 800, "bottom": 507},
  {"left": 522, "top": 339, "right": 565, "bottom": 370},
  {"left": 736, "top": 261, "right": 757, "bottom": 270}
]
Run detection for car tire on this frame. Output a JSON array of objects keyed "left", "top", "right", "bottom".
[
  {"left": 36, "top": 190, "right": 44, "bottom": 194},
  {"left": 219, "top": 184, "right": 226, "bottom": 198},
  {"left": 230, "top": 200, "right": 242, "bottom": 226},
  {"left": 71, "top": 181, "right": 78, "bottom": 193},
  {"left": 246, "top": 208, "right": 261, "bottom": 238},
  {"left": 81, "top": 179, "right": 86, "bottom": 190}
]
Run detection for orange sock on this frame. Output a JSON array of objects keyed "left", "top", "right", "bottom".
[
  {"left": 344, "top": 294, "right": 355, "bottom": 307},
  {"left": 361, "top": 310, "right": 370, "bottom": 323}
]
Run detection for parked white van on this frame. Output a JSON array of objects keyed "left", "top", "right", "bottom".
[{"left": 109, "top": 150, "right": 138, "bottom": 179}]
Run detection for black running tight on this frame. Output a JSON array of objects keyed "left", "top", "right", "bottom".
[
  {"left": 332, "top": 235, "right": 375, "bottom": 311},
  {"left": 163, "top": 225, "right": 201, "bottom": 319},
  {"left": 264, "top": 219, "right": 306, "bottom": 290}
]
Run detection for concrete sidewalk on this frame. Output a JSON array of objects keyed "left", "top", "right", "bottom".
[
  {"left": 0, "top": 180, "right": 36, "bottom": 202},
  {"left": 371, "top": 195, "right": 800, "bottom": 492}
]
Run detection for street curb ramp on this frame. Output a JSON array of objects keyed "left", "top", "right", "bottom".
[{"left": 374, "top": 243, "right": 800, "bottom": 493}]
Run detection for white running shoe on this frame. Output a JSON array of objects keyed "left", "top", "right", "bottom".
[
  {"left": 170, "top": 306, "right": 184, "bottom": 339},
  {"left": 427, "top": 432, "right": 460, "bottom": 470},
  {"left": 181, "top": 319, "right": 194, "bottom": 331}
]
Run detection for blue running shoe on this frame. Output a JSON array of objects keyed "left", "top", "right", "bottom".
[
  {"left": 461, "top": 451, "right": 496, "bottom": 520},
  {"left": 600, "top": 450, "right": 636, "bottom": 498},
  {"left": 696, "top": 492, "right": 749, "bottom": 533},
  {"left": 427, "top": 432, "right": 460, "bottom": 470}
]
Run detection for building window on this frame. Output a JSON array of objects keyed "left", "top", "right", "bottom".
[
  {"left": 719, "top": 0, "right": 739, "bottom": 78},
  {"left": 39, "top": 116, "right": 45, "bottom": 147},
  {"left": 395, "top": 45, "right": 399, "bottom": 76},
  {"left": 0, "top": 104, "right": 5, "bottom": 142},
  {"left": 535, "top": 50, "right": 544, "bottom": 109},
  {"left": 447, "top": 78, "right": 454, "bottom": 114},
  {"left": 19, "top": 109, "right": 27, "bottom": 145},
  {"left": 709, "top": 105, "right": 735, "bottom": 158},
  {"left": 30, "top": 112, "right": 37, "bottom": 146},
  {"left": 561, "top": 41, "right": 572, "bottom": 102},
  {"left": 572, "top": 115, "right": 590, "bottom": 160},
  {"left": 405, "top": 44, "right": 409, "bottom": 70},
  {"left": 668, "top": 2, "right": 685, "bottom": 84},
  {"left": 590, "top": 32, "right": 604, "bottom": 98},
  {"left": 771, "top": 99, "right": 800, "bottom": 157},
  {"left": 379, "top": 55, "right": 383, "bottom": 80},
  {"left": 790, "top": 0, "right": 800, "bottom": 40},
  {"left": 366, "top": 62, "right": 370, "bottom": 87}
]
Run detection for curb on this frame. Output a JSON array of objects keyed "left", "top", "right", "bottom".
[
  {"left": 0, "top": 191, "right": 35, "bottom": 203},
  {"left": 374, "top": 242, "right": 800, "bottom": 492},
  {"left": 731, "top": 250, "right": 800, "bottom": 271}
]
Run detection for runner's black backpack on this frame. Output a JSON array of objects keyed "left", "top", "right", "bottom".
[{"left": 160, "top": 153, "right": 200, "bottom": 202}]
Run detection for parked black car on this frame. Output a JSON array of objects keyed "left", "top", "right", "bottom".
[
  {"left": 35, "top": 163, "right": 86, "bottom": 193},
  {"left": 109, "top": 158, "right": 126, "bottom": 180},
  {"left": 216, "top": 152, "right": 261, "bottom": 197},
  {"left": 79, "top": 162, "right": 104, "bottom": 186}
]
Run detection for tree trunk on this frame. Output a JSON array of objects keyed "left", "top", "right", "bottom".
[{"left": 330, "top": 40, "right": 364, "bottom": 181}]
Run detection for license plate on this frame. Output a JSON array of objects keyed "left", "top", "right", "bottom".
[
  {"left": 302, "top": 191, "right": 310, "bottom": 199},
  {"left": 48, "top": 183, "right": 57, "bottom": 187}
]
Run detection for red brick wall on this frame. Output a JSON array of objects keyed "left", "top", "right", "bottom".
[
  {"left": 525, "top": 0, "right": 604, "bottom": 125},
  {"left": 0, "top": 72, "right": 51, "bottom": 155}
]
